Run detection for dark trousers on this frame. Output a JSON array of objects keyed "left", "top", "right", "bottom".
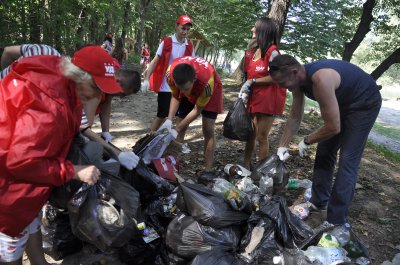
[{"left": 310, "top": 92, "right": 382, "bottom": 224}]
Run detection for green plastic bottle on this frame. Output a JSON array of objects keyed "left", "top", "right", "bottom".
[{"left": 345, "top": 239, "right": 364, "bottom": 258}]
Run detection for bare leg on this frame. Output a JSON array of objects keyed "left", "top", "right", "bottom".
[
  {"left": 244, "top": 114, "right": 257, "bottom": 169},
  {"left": 202, "top": 117, "right": 216, "bottom": 171},
  {"left": 150, "top": 117, "right": 165, "bottom": 132},
  {"left": 255, "top": 114, "right": 275, "bottom": 162},
  {"left": 25, "top": 230, "right": 51, "bottom": 265}
]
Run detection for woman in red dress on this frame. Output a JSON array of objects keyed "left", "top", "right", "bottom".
[{"left": 240, "top": 17, "right": 286, "bottom": 168}]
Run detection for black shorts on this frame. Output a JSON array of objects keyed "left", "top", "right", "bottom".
[
  {"left": 156, "top": 92, "right": 172, "bottom": 118},
  {"left": 176, "top": 97, "right": 218, "bottom": 120}
]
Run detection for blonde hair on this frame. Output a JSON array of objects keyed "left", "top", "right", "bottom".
[{"left": 59, "top": 57, "right": 92, "bottom": 83}]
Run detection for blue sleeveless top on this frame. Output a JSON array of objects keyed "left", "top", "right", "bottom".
[{"left": 303, "top": 60, "right": 379, "bottom": 107}]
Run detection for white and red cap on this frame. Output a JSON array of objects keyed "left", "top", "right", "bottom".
[
  {"left": 176, "top": 15, "right": 192, "bottom": 26},
  {"left": 71, "top": 46, "right": 123, "bottom": 94}
]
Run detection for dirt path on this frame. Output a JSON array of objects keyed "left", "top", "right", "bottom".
[{"left": 368, "top": 99, "right": 400, "bottom": 153}]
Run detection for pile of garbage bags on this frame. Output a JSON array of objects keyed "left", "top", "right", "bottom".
[{"left": 41, "top": 133, "right": 371, "bottom": 265}]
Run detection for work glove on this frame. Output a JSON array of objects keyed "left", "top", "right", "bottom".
[
  {"left": 277, "top": 147, "right": 290, "bottom": 161},
  {"left": 238, "top": 79, "right": 253, "bottom": 103},
  {"left": 170, "top": 129, "right": 178, "bottom": 139},
  {"left": 157, "top": 119, "right": 172, "bottom": 133},
  {"left": 101, "top": 132, "right": 113, "bottom": 143},
  {"left": 298, "top": 139, "right": 310, "bottom": 157},
  {"left": 141, "top": 79, "right": 150, "bottom": 93},
  {"left": 118, "top": 151, "right": 139, "bottom": 170}
]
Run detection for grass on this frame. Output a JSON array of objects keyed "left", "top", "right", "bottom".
[
  {"left": 366, "top": 140, "right": 400, "bottom": 164},
  {"left": 372, "top": 123, "right": 400, "bottom": 141}
]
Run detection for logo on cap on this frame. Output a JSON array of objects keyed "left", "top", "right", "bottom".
[{"left": 104, "top": 63, "right": 115, "bottom": 77}]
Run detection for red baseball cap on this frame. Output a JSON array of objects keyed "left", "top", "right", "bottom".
[
  {"left": 71, "top": 46, "right": 123, "bottom": 94},
  {"left": 176, "top": 15, "right": 192, "bottom": 26}
]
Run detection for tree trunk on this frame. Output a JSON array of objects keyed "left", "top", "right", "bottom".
[
  {"left": 342, "top": 0, "right": 376, "bottom": 62},
  {"left": 29, "top": 0, "right": 43, "bottom": 43},
  {"left": 134, "top": 0, "right": 151, "bottom": 54},
  {"left": 121, "top": 1, "right": 131, "bottom": 40},
  {"left": 370, "top": 47, "right": 400, "bottom": 80},
  {"left": 268, "top": 0, "right": 291, "bottom": 43},
  {"left": 76, "top": 8, "right": 87, "bottom": 49}
]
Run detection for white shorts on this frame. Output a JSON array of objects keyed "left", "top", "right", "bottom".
[{"left": 0, "top": 217, "right": 41, "bottom": 262}]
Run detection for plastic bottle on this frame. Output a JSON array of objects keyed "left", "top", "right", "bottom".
[
  {"left": 317, "top": 233, "right": 340, "bottom": 248},
  {"left": 273, "top": 249, "right": 315, "bottom": 265},
  {"left": 286, "top": 178, "right": 312, "bottom": 189},
  {"left": 355, "top": 257, "right": 371, "bottom": 265},
  {"left": 224, "top": 164, "right": 243, "bottom": 177},
  {"left": 304, "top": 187, "right": 312, "bottom": 202},
  {"left": 330, "top": 223, "right": 351, "bottom": 247},
  {"left": 303, "top": 246, "right": 351, "bottom": 265},
  {"left": 344, "top": 239, "right": 364, "bottom": 258},
  {"left": 291, "top": 203, "right": 310, "bottom": 220}
]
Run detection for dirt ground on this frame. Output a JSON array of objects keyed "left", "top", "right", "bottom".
[{"left": 34, "top": 78, "right": 400, "bottom": 264}]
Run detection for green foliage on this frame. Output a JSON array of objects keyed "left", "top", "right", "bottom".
[
  {"left": 366, "top": 140, "right": 400, "bottom": 164},
  {"left": 282, "top": 0, "right": 359, "bottom": 61}
]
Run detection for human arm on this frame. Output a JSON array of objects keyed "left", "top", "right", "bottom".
[
  {"left": 143, "top": 55, "right": 160, "bottom": 80},
  {"left": 303, "top": 69, "right": 341, "bottom": 144},
  {"left": 124, "top": 48, "right": 128, "bottom": 62},
  {"left": 278, "top": 87, "right": 305, "bottom": 147},
  {"left": 1, "top": 45, "right": 21, "bottom": 69},
  {"left": 81, "top": 128, "right": 139, "bottom": 169},
  {"left": 175, "top": 104, "right": 203, "bottom": 133},
  {"left": 99, "top": 95, "right": 113, "bottom": 135}
]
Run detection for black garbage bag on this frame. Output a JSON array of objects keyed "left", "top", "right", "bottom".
[
  {"left": 144, "top": 193, "right": 178, "bottom": 235},
  {"left": 49, "top": 134, "right": 87, "bottom": 209},
  {"left": 190, "top": 250, "right": 247, "bottom": 265},
  {"left": 250, "top": 155, "right": 289, "bottom": 194},
  {"left": 68, "top": 173, "right": 141, "bottom": 251},
  {"left": 223, "top": 98, "right": 254, "bottom": 141},
  {"left": 238, "top": 215, "right": 281, "bottom": 264},
  {"left": 120, "top": 160, "right": 175, "bottom": 206},
  {"left": 166, "top": 213, "right": 241, "bottom": 260},
  {"left": 258, "top": 196, "right": 314, "bottom": 249},
  {"left": 119, "top": 236, "right": 161, "bottom": 265},
  {"left": 41, "top": 204, "right": 83, "bottom": 260},
  {"left": 176, "top": 182, "right": 249, "bottom": 228}
]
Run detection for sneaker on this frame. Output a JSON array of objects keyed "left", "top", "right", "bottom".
[
  {"left": 305, "top": 202, "right": 328, "bottom": 229},
  {"left": 313, "top": 220, "right": 335, "bottom": 234},
  {"left": 306, "top": 201, "right": 327, "bottom": 212}
]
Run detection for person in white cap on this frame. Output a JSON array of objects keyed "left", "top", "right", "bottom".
[
  {"left": 142, "top": 15, "right": 195, "bottom": 132},
  {"left": 0, "top": 46, "right": 137, "bottom": 265}
]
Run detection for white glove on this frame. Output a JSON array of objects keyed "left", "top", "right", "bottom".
[
  {"left": 118, "top": 151, "right": 139, "bottom": 170},
  {"left": 101, "top": 132, "right": 113, "bottom": 143},
  {"left": 141, "top": 79, "right": 150, "bottom": 92},
  {"left": 157, "top": 119, "right": 172, "bottom": 133},
  {"left": 298, "top": 139, "right": 309, "bottom": 157},
  {"left": 277, "top": 147, "right": 290, "bottom": 161},
  {"left": 238, "top": 80, "right": 253, "bottom": 103},
  {"left": 170, "top": 129, "right": 178, "bottom": 139}
]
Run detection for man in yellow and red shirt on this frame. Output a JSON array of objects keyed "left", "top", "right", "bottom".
[{"left": 158, "top": 56, "right": 223, "bottom": 171}]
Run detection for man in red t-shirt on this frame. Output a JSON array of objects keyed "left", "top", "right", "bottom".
[{"left": 158, "top": 56, "right": 223, "bottom": 171}]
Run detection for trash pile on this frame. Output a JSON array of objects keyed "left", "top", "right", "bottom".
[{"left": 41, "top": 132, "right": 371, "bottom": 265}]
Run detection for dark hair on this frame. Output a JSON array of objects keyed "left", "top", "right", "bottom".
[
  {"left": 118, "top": 68, "right": 141, "bottom": 95},
  {"left": 112, "top": 37, "right": 126, "bottom": 63},
  {"left": 255, "top": 17, "right": 278, "bottom": 58},
  {"left": 172, "top": 63, "right": 195, "bottom": 87},
  {"left": 104, "top": 33, "right": 113, "bottom": 43},
  {"left": 268, "top": 54, "right": 301, "bottom": 76}
]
